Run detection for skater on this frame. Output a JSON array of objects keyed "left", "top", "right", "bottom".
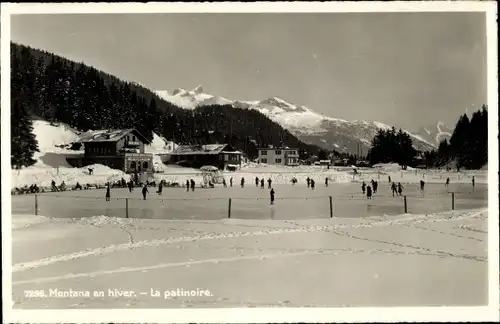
[
  {"left": 230, "top": 177, "right": 233, "bottom": 187},
  {"left": 373, "top": 181, "right": 378, "bottom": 194},
  {"left": 362, "top": 181, "right": 366, "bottom": 194},
  {"left": 267, "top": 178, "right": 272, "bottom": 189},
  {"left": 472, "top": 176, "right": 475, "bottom": 188},
  {"left": 325, "top": 177, "right": 329, "bottom": 187},
  {"left": 51, "top": 180, "right": 58, "bottom": 192},
  {"left": 270, "top": 188, "right": 275, "bottom": 205},
  {"left": 391, "top": 182, "right": 397, "bottom": 197},
  {"left": 190, "top": 179, "right": 195, "bottom": 192},
  {"left": 186, "top": 180, "right": 190, "bottom": 192},
  {"left": 255, "top": 177, "right": 259, "bottom": 187},
  {"left": 306, "top": 177, "right": 311, "bottom": 188},
  {"left": 260, "top": 178, "right": 265, "bottom": 189},
  {"left": 105, "top": 183, "right": 111, "bottom": 201},
  {"left": 388, "top": 175, "right": 391, "bottom": 183},
  {"left": 142, "top": 184, "right": 149, "bottom": 200},
  {"left": 397, "top": 182, "right": 404, "bottom": 196},
  {"left": 156, "top": 181, "right": 163, "bottom": 195},
  {"left": 240, "top": 177, "right": 245, "bottom": 188},
  {"left": 420, "top": 180, "right": 425, "bottom": 192},
  {"left": 128, "top": 180, "right": 134, "bottom": 193},
  {"left": 223, "top": 178, "right": 227, "bottom": 188},
  {"left": 311, "top": 179, "right": 315, "bottom": 190},
  {"left": 366, "top": 185, "right": 372, "bottom": 199},
  {"left": 445, "top": 177, "right": 450, "bottom": 187}
]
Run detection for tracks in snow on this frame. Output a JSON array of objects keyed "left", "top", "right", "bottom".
[{"left": 12, "top": 210, "right": 487, "bottom": 274}]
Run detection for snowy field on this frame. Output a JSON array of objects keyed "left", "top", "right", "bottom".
[{"left": 12, "top": 208, "right": 488, "bottom": 308}]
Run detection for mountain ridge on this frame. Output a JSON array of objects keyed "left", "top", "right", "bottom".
[{"left": 155, "top": 86, "right": 437, "bottom": 154}]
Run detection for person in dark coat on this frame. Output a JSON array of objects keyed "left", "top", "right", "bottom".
[
  {"left": 420, "top": 180, "right": 425, "bottom": 192},
  {"left": 240, "top": 177, "right": 245, "bottom": 188},
  {"left": 270, "top": 188, "right": 275, "bottom": 205},
  {"left": 397, "top": 182, "right": 404, "bottom": 196},
  {"left": 190, "top": 179, "right": 195, "bottom": 191},
  {"left": 105, "top": 183, "right": 111, "bottom": 202},
  {"left": 373, "top": 181, "right": 378, "bottom": 194},
  {"left": 267, "top": 178, "right": 272, "bottom": 189},
  {"left": 186, "top": 180, "right": 190, "bottom": 192},
  {"left": 388, "top": 175, "right": 391, "bottom": 183},
  {"left": 362, "top": 181, "right": 366, "bottom": 194},
  {"left": 142, "top": 184, "right": 149, "bottom": 200},
  {"left": 306, "top": 177, "right": 311, "bottom": 188},
  {"left": 157, "top": 181, "right": 163, "bottom": 195},
  {"left": 260, "top": 178, "right": 265, "bottom": 189},
  {"left": 391, "top": 182, "right": 397, "bottom": 197},
  {"left": 445, "top": 177, "right": 450, "bottom": 187},
  {"left": 230, "top": 177, "right": 233, "bottom": 187},
  {"left": 255, "top": 177, "right": 259, "bottom": 187},
  {"left": 366, "top": 185, "right": 372, "bottom": 199},
  {"left": 325, "top": 177, "right": 329, "bottom": 187},
  {"left": 223, "top": 178, "right": 227, "bottom": 188},
  {"left": 310, "top": 179, "right": 315, "bottom": 190},
  {"left": 472, "top": 176, "right": 475, "bottom": 188}
]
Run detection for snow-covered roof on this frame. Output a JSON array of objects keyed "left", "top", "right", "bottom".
[
  {"left": 77, "top": 129, "right": 150, "bottom": 144},
  {"left": 169, "top": 144, "right": 241, "bottom": 155}
]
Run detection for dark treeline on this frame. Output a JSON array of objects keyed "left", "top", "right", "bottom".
[
  {"left": 11, "top": 42, "right": 327, "bottom": 168},
  {"left": 367, "top": 127, "right": 417, "bottom": 167},
  {"left": 423, "top": 106, "right": 488, "bottom": 170},
  {"left": 368, "top": 106, "right": 488, "bottom": 170}
]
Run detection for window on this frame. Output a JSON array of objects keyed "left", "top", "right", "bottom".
[
  {"left": 132, "top": 135, "right": 136, "bottom": 141},
  {"left": 275, "top": 158, "right": 282, "bottom": 164},
  {"left": 276, "top": 150, "right": 282, "bottom": 155},
  {"left": 224, "top": 154, "right": 229, "bottom": 161},
  {"left": 130, "top": 161, "right": 136, "bottom": 169},
  {"left": 261, "top": 150, "right": 267, "bottom": 155},
  {"left": 261, "top": 158, "right": 267, "bottom": 163},
  {"left": 143, "top": 161, "right": 149, "bottom": 169}
]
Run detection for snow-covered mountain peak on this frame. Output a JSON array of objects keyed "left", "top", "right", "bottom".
[
  {"left": 193, "top": 85, "right": 204, "bottom": 94},
  {"left": 154, "top": 86, "right": 437, "bottom": 154}
]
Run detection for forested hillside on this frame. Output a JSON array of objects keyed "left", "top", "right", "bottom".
[{"left": 10, "top": 42, "right": 328, "bottom": 168}]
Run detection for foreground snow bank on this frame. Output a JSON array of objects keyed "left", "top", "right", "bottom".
[
  {"left": 11, "top": 207, "right": 487, "bottom": 309},
  {"left": 11, "top": 164, "right": 130, "bottom": 189}
]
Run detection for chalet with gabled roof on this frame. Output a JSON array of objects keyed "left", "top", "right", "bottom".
[
  {"left": 66, "top": 128, "right": 154, "bottom": 173},
  {"left": 162, "top": 143, "right": 242, "bottom": 170}
]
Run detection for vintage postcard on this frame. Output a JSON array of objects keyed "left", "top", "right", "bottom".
[{"left": 1, "top": 2, "right": 498, "bottom": 323}]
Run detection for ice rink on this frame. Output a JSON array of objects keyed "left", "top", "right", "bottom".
[{"left": 12, "top": 182, "right": 488, "bottom": 220}]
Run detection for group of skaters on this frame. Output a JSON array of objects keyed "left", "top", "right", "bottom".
[
  {"left": 254, "top": 177, "right": 273, "bottom": 189},
  {"left": 361, "top": 179, "right": 380, "bottom": 199}
]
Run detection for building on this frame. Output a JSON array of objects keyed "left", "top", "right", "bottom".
[
  {"left": 258, "top": 147, "right": 299, "bottom": 166},
  {"left": 163, "top": 144, "right": 242, "bottom": 170},
  {"left": 66, "top": 129, "right": 154, "bottom": 173}
]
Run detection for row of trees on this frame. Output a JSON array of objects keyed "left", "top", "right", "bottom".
[
  {"left": 368, "top": 106, "right": 488, "bottom": 170},
  {"left": 424, "top": 106, "right": 488, "bottom": 170},
  {"left": 11, "top": 42, "right": 325, "bottom": 168},
  {"left": 367, "top": 127, "right": 417, "bottom": 167}
]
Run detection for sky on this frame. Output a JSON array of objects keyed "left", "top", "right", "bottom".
[{"left": 10, "top": 12, "right": 487, "bottom": 130}]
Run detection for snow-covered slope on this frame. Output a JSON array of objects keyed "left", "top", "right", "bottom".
[
  {"left": 155, "top": 86, "right": 436, "bottom": 154},
  {"left": 413, "top": 122, "right": 453, "bottom": 147}
]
